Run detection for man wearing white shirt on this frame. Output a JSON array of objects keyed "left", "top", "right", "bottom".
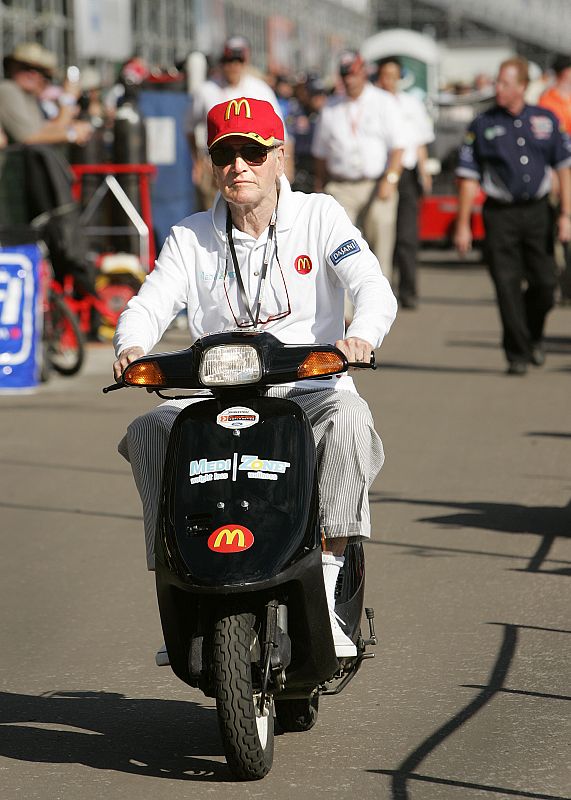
[
  {"left": 114, "top": 97, "right": 397, "bottom": 659},
  {"left": 377, "top": 57, "right": 435, "bottom": 309},
  {"left": 312, "top": 50, "right": 406, "bottom": 282},
  {"left": 187, "top": 36, "right": 287, "bottom": 209}
]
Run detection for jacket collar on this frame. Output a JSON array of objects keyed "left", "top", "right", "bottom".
[{"left": 211, "top": 175, "right": 295, "bottom": 242}]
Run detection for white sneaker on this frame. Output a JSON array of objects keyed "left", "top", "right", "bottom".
[
  {"left": 155, "top": 643, "right": 170, "bottom": 666},
  {"left": 330, "top": 610, "right": 357, "bottom": 658}
]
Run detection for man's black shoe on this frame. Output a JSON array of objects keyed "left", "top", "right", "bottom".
[
  {"left": 400, "top": 297, "right": 417, "bottom": 310},
  {"left": 530, "top": 342, "right": 545, "bottom": 367},
  {"left": 507, "top": 361, "right": 528, "bottom": 376}
]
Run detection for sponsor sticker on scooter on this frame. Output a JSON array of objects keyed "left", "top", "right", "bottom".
[
  {"left": 238, "top": 454, "right": 291, "bottom": 481},
  {"left": 189, "top": 457, "right": 231, "bottom": 484},
  {"left": 217, "top": 406, "right": 259, "bottom": 429},
  {"left": 207, "top": 525, "right": 254, "bottom": 553}
]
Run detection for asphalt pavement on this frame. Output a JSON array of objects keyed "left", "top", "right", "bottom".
[{"left": 0, "top": 260, "right": 569, "bottom": 800}]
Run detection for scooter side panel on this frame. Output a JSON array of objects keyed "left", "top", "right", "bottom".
[{"left": 156, "top": 396, "right": 319, "bottom": 586}]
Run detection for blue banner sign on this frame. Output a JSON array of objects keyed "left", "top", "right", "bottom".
[{"left": 0, "top": 244, "right": 42, "bottom": 390}]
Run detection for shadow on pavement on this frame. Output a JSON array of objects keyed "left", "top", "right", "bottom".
[
  {"left": 445, "top": 334, "right": 571, "bottom": 357},
  {"left": 0, "top": 500, "right": 141, "bottom": 522},
  {"left": 371, "top": 623, "right": 571, "bottom": 800},
  {"left": 0, "top": 457, "right": 128, "bottom": 476},
  {"left": 370, "top": 495, "right": 571, "bottom": 574},
  {"left": 543, "top": 335, "right": 571, "bottom": 355},
  {"left": 0, "top": 690, "right": 230, "bottom": 781},
  {"left": 527, "top": 432, "right": 571, "bottom": 440},
  {"left": 378, "top": 362, "right": 499, "bottom": 375},
  {"left": 416, "top": 295, "right": 495, "bottom": 307}
]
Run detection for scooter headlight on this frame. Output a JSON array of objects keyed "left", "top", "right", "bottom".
[{"left": 200, "top": 344, "right": 262, "bottom": 386}]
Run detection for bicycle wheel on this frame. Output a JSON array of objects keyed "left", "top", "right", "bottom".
[{"left": 45, "top": 290, "right": 85, "bottom": 376}]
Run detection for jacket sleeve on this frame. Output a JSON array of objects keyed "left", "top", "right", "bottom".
[
  {"left": 113, "top": 227, "right": 191, "bottom": 356},
  {"left": 322, "top": 197, "right": 397, "bottom": 348},
  {"left": 456, "top": 119, "right": 482, "bottom": 181}
]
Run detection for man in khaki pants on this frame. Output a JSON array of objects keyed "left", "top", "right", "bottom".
[{"left": 312, "top": 50, "right": 405, "bottom": 307}]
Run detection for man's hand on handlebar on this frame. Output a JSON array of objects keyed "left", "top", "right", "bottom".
[
  {"left": 113, "top": 346, "right": 146, "bottom": 382},
  {"left": 335, "top": 337, "right": 374, "bottom": 367}
]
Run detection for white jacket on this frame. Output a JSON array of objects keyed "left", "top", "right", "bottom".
[{"left": 114, "top": 177, "right": 397, "bottom": 388}]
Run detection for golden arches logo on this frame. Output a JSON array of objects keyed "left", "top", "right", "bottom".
[
  {"left": 208, "top": 524, "right": 254, "bottom": 553},
  {"left": 225, "top": 98, "right": 252, "bottom": 121},
  {"left": 294, "top": 255, "right": 312, "bottom": 275}
]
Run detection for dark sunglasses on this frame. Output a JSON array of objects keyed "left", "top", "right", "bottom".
[{"left": 210, "top": 143, "right": 274, "bottom": 167}]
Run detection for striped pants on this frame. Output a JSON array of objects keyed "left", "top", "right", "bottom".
[{"left": 118, "top": 387, "right": 384, "bottom": 570}]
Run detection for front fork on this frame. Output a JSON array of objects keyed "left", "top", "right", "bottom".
[{"left": 259, "top": 600, "right": 291, "bottom": 713}]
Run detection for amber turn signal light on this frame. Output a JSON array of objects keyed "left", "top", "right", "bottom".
[
  {"left": 123, "top": 360, "right": 166, "bottom": 386},
  {"left": 298, "top": 351, "right": 345, "bottom": 379}
]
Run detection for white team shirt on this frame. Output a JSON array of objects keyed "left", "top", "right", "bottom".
[
  {"left": 114, "top": 176, "right": 397, "bottom": 391},
  {"left": 311, "top": 83, "right": 407, "bottom": 180},
  {"left": 394, "top": 91, "right": 435, "bottom": 170},
  {"left": 187, "top": 73, "right": 284, "bottom": 153}
]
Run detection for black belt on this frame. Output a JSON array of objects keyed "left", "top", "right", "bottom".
[{"left": 485, "top": 195, "right": 548, "bottom": 209}]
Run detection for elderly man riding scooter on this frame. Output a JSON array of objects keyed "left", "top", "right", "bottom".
[{"left": 113, "top": 97, "right": 397, "bottom": 661}]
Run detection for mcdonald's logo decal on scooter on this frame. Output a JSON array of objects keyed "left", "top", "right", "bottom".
[{"left": 208, "top": 525, "right": 254, "bottom": 553}]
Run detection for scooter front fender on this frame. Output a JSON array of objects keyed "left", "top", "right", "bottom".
[{"left": 156, "top": 547, "right": 339, "bottom": 694}]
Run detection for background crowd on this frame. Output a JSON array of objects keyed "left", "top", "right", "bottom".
[{"left": 0, "top": 34, "right": 570, "bottom": 370}]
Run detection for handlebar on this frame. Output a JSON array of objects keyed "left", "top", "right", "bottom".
[
  {"left": 102, "top": 382, "right": 124, "bottom": 393},
  {"left": 102, "top": 349, "right": 376, "bottom": 394},
  {"left": 347, "top": 351, "right": 376, "bottom": 370}
]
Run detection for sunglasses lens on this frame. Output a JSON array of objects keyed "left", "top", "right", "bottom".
[
  {"left": 210, "top": 145, "right": 269, "bottom": 167},
  {"left": 241, "top": 146, "right": 267, "bottom": 165}
]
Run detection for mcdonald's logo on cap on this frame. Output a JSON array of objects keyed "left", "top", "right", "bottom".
[
  {"left": 207, "top": 97, "right": 285, "bottom": 149},
  {"left": 208, "top": 524, "right": 254, "bottom": 553},
  {"left": 294, "top": 255, "right": 313, "bottom": 275},
  {"left": 225, "top": 98, "right": 252, "bottom": 120}
]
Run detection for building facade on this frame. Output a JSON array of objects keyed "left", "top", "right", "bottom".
[{"left": 0, "top": 0, "right": 377, "bottom": 81}]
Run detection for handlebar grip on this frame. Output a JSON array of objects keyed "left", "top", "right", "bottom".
[
  {"left": 348, "top": 352, "right": 376, "bottom": 370},
  {"left": 102, "top": 382, "right": 124, "bottom": 393}
]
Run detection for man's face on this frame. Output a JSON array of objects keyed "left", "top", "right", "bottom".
[
  {"left": 211, "top": 137, "right": 285, "bottom": 209},
  {"left": 13, "top": 65, "right": 49, "bottom": 97},
  {"left": 221, "top": 59, "right": 244, "bottom": 86},
  {"left": 377, "top": 62, "right": 400, "bottom": 94},
  {"left": 495, "top": 65, "right": 525, "bottom": 110},
  {"left": 341, "top": 66, "right": 367, "bottom": 99}
]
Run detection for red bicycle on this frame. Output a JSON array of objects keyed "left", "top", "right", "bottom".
[{"left": 41, "top": 260, "right": 85, "bottom": 378}]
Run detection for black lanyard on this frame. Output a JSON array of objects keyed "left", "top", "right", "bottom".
[{"left": 225, "top": 206, "right": 277, "bottom": 328}]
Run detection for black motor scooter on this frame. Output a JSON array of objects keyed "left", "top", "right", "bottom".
[{"left": 104, "top": 330, "right": 377, "bottom": 780}]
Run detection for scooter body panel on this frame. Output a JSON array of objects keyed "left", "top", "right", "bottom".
[
  {"left": 156, "top": 547, "right": 340, "bottom": 694},
  {"left": 157, "top": 395, "right": 319, "bottom": 585}
]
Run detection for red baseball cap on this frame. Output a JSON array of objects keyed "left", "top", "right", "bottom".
[{"left": 207, "top": 97, "right": 285, "bottom": 149}]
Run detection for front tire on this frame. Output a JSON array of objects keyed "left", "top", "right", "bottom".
[{"left": 213, "top": 612, "right": 274, "bottom": 780}]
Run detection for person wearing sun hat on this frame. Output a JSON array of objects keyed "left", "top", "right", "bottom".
[
  {"left": 113, "top": 96, "right": 397, "bottom": 663},
  {"left": 0, "top": 41, "right": 91, "bottom": 146},
  {"left": 186, "top": 36, "right": 287, "bottom": 210}
]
